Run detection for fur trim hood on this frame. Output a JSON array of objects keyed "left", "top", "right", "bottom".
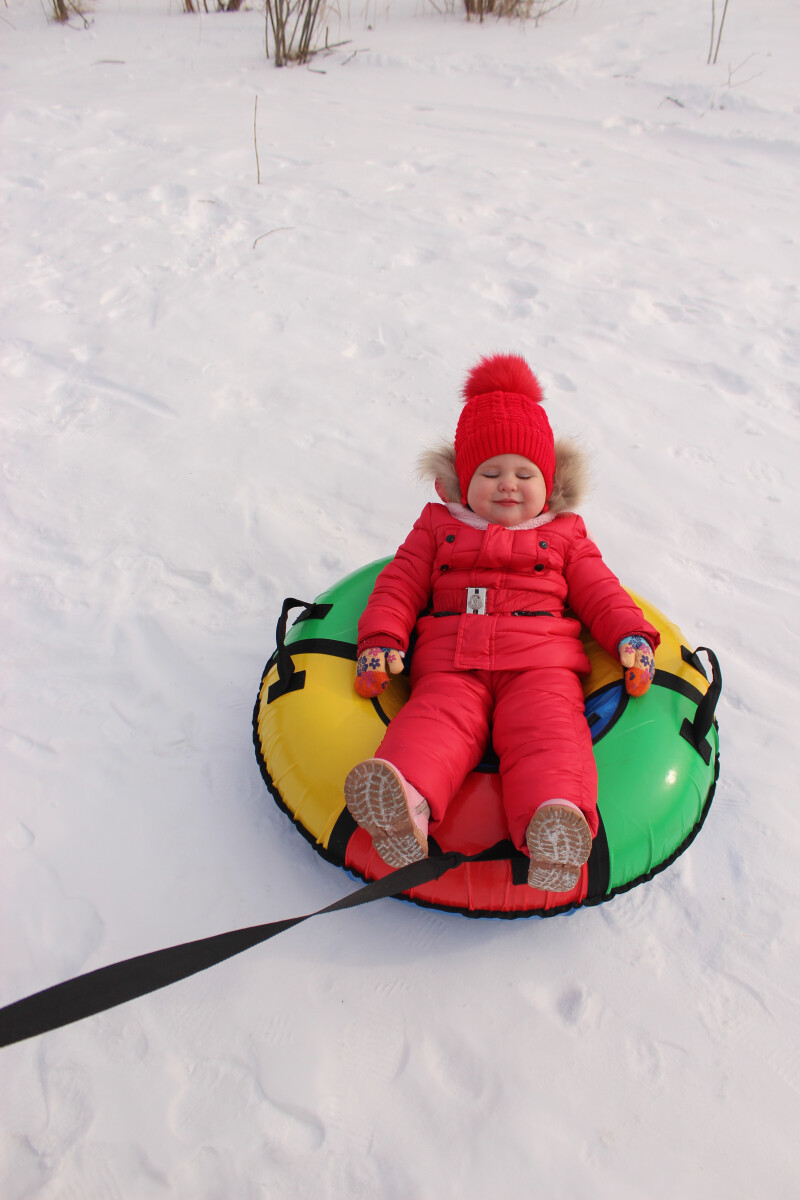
[{"left": 417, "top": 436, "right": 588, "bottom": 518}]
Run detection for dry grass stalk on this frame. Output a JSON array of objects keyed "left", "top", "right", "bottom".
[{"left": 708, "top": 0, "right": 732, "bottom": 65}]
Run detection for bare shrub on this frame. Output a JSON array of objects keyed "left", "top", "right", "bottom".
[
  {"left": 177, "top": 0, "right": 334, "bottom": 63},
  {"left": 181, "top": 1, "right": 246, "bottom": 11},
  {"left": 47, "top": 0, "right": 90, "bottom": 22},
  {"left": 464, "top": 0, "right": 568, "bottom": 22},
  {"left": 266, "top": 0, "right": 329, "bottom": 66}
]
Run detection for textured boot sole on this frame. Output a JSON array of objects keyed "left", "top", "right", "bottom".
[
  {"left": 526, "top": 804, "right": 593, "bottom": 893},
  {"left": 344, "top": 760, "right": 428, "bottom": 869}
]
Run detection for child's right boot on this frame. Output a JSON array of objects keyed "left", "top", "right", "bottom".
[{"left": 344, "top": 758, "right": 430, "bottom": 869}]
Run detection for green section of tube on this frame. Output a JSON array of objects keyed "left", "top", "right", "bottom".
[{"left": 595, "top": 687, "right": 717, "bottom": 890}]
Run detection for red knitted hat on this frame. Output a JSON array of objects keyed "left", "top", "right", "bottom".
[{"left": 454, "top": 354, "right": 555, "bottom": 504}]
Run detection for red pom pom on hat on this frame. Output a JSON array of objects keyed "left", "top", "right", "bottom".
[
  {"left": 454, "top": 353, "right": 554, "bottom": 505},
  {"left": 462, "top": 353, "right": 544, "bottom": 405}
]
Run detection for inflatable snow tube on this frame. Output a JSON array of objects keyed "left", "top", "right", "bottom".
[{"left": 253, "top": 559, "right": 720, "bottom": 918}]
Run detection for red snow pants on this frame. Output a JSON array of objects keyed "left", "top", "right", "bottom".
[{"left": 374, "top": 667, "right": 598, "bottom": 850}]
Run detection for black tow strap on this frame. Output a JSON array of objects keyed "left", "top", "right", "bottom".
[
  {"left": 0, "top": 851, "right": 480, "bottom": 1050},
  {"left": 679, "top": 646, "right": 722, "bottom": 765}
]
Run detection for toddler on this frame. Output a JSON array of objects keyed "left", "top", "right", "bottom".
[{"left": 344, "top": 354, "right": 658, "bottom": 892}]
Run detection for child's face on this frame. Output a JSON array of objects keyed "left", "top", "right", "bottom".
[{"left": 467, "top": 454, "right": 548, "bottom": 527}]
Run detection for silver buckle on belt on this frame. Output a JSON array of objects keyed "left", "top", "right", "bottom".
[{"left": 466, "top": 587, "right": 487, "bottom": 615}]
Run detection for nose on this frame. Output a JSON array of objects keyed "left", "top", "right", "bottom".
[{"left": 498, "top": 474, "right": 516, "bottom": 492}]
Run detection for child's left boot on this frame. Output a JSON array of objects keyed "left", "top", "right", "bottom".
[
  {"left": 525, "top": 801, "right": 593, "bottom": 892},
  {"left": 344, "top": 758, "right": 430, "bottom": 869}
]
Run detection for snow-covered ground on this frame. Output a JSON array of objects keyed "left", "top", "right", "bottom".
[{"left": 1, "top": 0, "right": 798, "bottom": 1195}]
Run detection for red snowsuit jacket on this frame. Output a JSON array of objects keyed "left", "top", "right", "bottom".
[{"left": 357, "top": 503, "right": 660, "bottom": 679}]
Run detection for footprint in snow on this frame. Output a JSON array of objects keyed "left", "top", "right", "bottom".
[{"left": 170, "top": 1059, "right": 324, "bottom": 1156}]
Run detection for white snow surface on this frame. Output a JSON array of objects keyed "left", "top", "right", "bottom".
[{"left": 1, "top": 0, "right": 799, "bottom": 1195}]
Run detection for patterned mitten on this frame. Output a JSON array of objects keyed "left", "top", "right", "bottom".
[
  {"left": 354, "top": 647, "right": 405, "bottom": 699},
  {"left": 618, "top": 635, "right": 655, "bottom": 697}
]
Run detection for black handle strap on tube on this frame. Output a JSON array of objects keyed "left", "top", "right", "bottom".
[
  {"left": 266, "top": 597, "right": 313, "bottom": 702},
  {"left": 679, "top": 646, "right": 722, "bottom": 765},
  {"left": 0, "top": 851, "right": 479, "bottom": 1050}
]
